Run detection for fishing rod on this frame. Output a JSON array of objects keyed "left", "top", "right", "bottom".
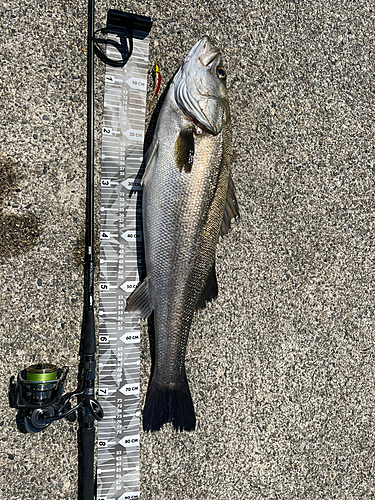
[
  {"left": 79, "top": 0, "right": 102, "bottom": 497},
  {"left": 11, "top": 0, "right": 104, "bottom": 498}
]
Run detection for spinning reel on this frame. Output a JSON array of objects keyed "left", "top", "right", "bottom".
[{"left": 13, "top": 362, "right": 103, "bottom": 434}]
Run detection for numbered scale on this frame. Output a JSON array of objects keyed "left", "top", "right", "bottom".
[{"left": 97, "top": 13, "right": 152, "bottom": 500}]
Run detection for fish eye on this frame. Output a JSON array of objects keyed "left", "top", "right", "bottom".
[{"left": 216, "top": 67, "right": 226, "bottom": 79}]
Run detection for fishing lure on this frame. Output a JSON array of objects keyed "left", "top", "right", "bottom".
[{"left": 148, "top": 63, "right": 161, "bottom": 110}]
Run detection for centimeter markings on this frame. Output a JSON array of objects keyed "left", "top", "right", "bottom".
[{"left": 97, "top": 29, "right": 150, "bottom": 500}]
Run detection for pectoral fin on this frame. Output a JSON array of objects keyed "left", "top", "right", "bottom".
[
  {"left": 174, "top": 128, "right": 195, "bottom": 173},
  {"left": 220, "top": 173, "right": 239, "bottom": 236},
  {"left": 125, "top": 278, "right": 152, "bottom": 318}
]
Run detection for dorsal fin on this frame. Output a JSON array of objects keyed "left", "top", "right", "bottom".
[
  {"left": 141, "top": 140, "right": 159, "bottom": 187},
  {"left": 196, "top": 261, "right": 218, "bottom": 311},
  {"left": 220, "top": 173, "right": 239, "bottom": 236}
]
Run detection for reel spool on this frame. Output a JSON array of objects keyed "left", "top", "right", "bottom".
[
  {"left": 14, "top": 362, "right": 103, "bottom": 433},
  {"left": 18, "top": 363, "right": 67, "bottom": 408}
]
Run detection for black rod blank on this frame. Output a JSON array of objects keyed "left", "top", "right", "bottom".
[
  {"left": 81, "top": 0, "right": 97, "bottom": 499},
  {"left": 86, "top": 0, "right": 95, "bottom": 309}
]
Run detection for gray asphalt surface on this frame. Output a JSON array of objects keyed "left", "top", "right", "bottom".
[{"left": 1, "top": 1, "right": 375, "bottom": 499}]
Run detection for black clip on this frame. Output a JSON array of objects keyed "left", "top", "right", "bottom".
[{"left": 93, "top": 10, "right": 153, "bottom": 68}]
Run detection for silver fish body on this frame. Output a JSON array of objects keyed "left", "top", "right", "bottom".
[{"left": 126, "top": 36, "right": 238, "bottom": 431}]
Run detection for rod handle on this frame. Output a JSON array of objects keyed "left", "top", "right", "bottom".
[
  {"left": 84, "top": 309, "right": 96, "bottom": 355},
  {"left": 81, "top": 426, "right": 95, "bottom": 500}
]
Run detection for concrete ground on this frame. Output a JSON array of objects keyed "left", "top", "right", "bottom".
[{"left": 1, "top": 0, "right": 375, "bottom": 499}]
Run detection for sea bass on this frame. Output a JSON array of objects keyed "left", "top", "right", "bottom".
[{"left": 126, "top": 36, "right": 239, "bottom": 431}]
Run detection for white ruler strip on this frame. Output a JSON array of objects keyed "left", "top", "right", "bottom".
[{"left": 97, "top": 19, "right": 151, "bottom": 500}]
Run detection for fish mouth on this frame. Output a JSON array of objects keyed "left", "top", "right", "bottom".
[
  {"left": 198, "top": 39, "right": 220, "bottom": 67},
  {"left": 180, "top": 36, "right": 220, "bottom": 74},
  {"left": 189, "top": 36, "right": 220, "bottom": 67},
  {"left": 199, "top": 49, "right": 220, "bottom": 67}
]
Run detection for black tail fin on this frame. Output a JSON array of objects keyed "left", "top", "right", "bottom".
[{"left": 142, "top": 373, "right": 196, "bottom": 432}]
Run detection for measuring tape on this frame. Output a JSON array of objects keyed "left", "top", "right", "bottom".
[{"left": 97, "top": 12, "right": 152, "bottom": 500}]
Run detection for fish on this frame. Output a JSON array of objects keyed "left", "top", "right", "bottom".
[{"left": 126, "top": 36, "right": 239, "bottom": 431}]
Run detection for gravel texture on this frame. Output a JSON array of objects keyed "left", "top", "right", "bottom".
[{"left": 1, "top": 1, "right": 375, "bottom": 499}]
